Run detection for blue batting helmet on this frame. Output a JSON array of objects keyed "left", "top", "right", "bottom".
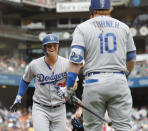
[
  {"left": 89, "top": 6, "right": 93, "bottom": 15},
  {"left": 42, "top": 34, "right": 59, "bottom": 55},
  {"left": 89, "top": 0, "right": 111, "bottom": 14},
  {"left": 43, "top": 34, "right": 59, "bottom": 46}
]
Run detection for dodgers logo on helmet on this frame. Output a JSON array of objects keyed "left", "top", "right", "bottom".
[
  {"left": 49, "top": 35, "right": 54, "bottom": 41},
  {"left": 43, "top": 34, "right": 59, "bottom": 46}
]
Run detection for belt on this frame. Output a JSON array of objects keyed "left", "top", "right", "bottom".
[
  {"left": 87, "top": 72, "right": 124, "bottom": 77},
  {"left": 34, "top": 101, "right": 64, "bottom": 108}
]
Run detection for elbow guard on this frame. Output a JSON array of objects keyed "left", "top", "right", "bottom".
[{"left": 69, "top": 45, "right": 85, "bottom": 64}]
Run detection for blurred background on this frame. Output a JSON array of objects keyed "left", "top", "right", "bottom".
[{"left": 0, "top": 0, "right": 148, "bottom": 130}]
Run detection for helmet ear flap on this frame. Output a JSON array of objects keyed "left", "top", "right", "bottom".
[
  {"left": 42, "top": 45, "right": 45, "bottom": 51},
  {"left": 42, "top": 45, "right": 48, "bottom": 56}
]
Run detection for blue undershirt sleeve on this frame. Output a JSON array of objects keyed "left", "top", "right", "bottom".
[
  {"left": 17, "top": 78, "right": 30, "bottom": 97},
  {"left": 127, "top": 51, "right": 136, "bottom": 61},
  {"left": 66, "top": 72, "right": 78, "bottom": 87}
]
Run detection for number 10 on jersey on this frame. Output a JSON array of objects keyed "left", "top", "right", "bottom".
[{"left": 98, "top": 33, "right": 117, "bottom": 54}]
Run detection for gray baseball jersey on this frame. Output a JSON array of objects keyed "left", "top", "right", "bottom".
[
  {"left": 23, "top": 56, "right": 69, "bottom": 106},
  {"left": 71, "top": 16, "right": 136, "bottom": 131},
  {"left": 72, "top": 16, "right": 136, "bottom": 75}
]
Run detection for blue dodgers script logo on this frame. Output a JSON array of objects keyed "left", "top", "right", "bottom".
[{"left": 37, "top": 72, "right": 67, "bottom": 85}]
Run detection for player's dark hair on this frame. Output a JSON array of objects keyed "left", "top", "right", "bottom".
[{"left": 93, "top": 7, "right": 113, "bottom": 16}]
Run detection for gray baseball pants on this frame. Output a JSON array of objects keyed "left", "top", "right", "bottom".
[
  {"left": 32, "top": 102, "right": 66, "bottom": 131},
  {"left": 82, "top": 73, "right": 133, "bottom": 131}
]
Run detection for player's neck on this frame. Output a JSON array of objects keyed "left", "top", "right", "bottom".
[
  {"left": 45, "top": 55, "right": 58, "bottom": 67},
  {"left": 93, "top": 14, "right": 111, "bottom": 17}
]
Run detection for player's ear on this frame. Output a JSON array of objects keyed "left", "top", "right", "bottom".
[
  {"left": 108, "top": 6, "right": 113, "bottom": 14},
  {"left": 110, "top": 6, "right": 114, "bottom": 12},
  {"left": 57, "top": 44, "right": 59, "bottom": 48},
  {"left": 44, "top": 45, "right": 47, "bottom": 50},
  {"left": 90, "top": 15, "right": 93, "bottom": 18}
]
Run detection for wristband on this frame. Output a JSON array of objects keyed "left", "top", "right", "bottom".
[{"left": 66, "top": 72, "right": 78, "bottom": 87}]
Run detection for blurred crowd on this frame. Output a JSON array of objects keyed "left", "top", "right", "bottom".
[
  {"left": 0, "top": 56, "right": 148, "bottom": 78},
  {"left": 132, "top": 107, "right": 148, "bottom": 131},
  {"left": 129, "top": 60, "right": 148, "bottom": 78},
  {"left": 0, "top": 106, "right": 148, "bottom": 131},
  {"left": 0, "top": 56, "right": 26, "bottom": 75},
  {"left": 0, "top": 107, "right": 33, "bottom": 131},
  {"left": 49, "top": 0, "right": 89, "bottom": 2}
]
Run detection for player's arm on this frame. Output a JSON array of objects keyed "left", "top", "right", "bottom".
[
  {"left": 17, "top": 79, "right": 30, "bottom": 97},
  {"left": 66, "top": 25, "right": 85, "bottom": 102},
  {"left": 66, "top": 45, "right": 85, "bottom": 87},
  {"left": 74, "top": 106, "right": 83, "bottom": 119},
  {"left": 10, "top": 63, "right": 34, "bottom": 112},
  {"left": 10, "top": 80, "right": 30, "bottom": 112},
  {"left": 66, "top": 45, "right": 85, "bottom": 102},
  {"left": 126, "top": 50, "right": 136, "bottom": 77},
  {"left": 126, "top": 28, "right": 136, "bottom": 77},
  {"left": 67, "top": 62, "right": 81, "bottom": 86}
]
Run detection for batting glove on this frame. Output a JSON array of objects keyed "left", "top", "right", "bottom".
[
  {"left": 10, "top": 95, "right": 22, "bottom": 112},
  {"left": 65, "top": 86, "right": 75, "bottom": 104},
  {"left": 55, "top": 86, "right": 66, "bottom": 98}
]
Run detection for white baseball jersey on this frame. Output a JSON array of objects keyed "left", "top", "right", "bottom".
[
  {"left": 72, "top": 16, "right": 136, "bottom": 75},
  {"left": 23, "top": 56, "right": 69, "bottom": 106}
]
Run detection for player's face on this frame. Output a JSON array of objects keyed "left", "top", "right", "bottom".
[{"left": 46, "top": 43, "right": 59, "bottom": 55}]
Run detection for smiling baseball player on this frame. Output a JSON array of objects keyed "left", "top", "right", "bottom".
[
  {"left": 66, "top": 0, "right": 136, "bottom": 130},
  {"left": 10, "top": 34, "right": 69, "bottom": 131}
]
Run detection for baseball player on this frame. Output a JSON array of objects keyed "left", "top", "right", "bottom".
[
  {"left": 66, "top": 0, "right": 136, "bottom": 131},
  {"left": 74, "top": 65, "right": 84, "bottom": 119},
  {"left": 10, "top": 34, "right": 69, "bottom": 131},
  {"left": 72, "top": 66, "right": 84, "bottom": 131}
]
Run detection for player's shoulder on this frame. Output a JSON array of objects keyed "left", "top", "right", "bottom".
[
  {"left": 75, "top": 19, "right": 91, "bottom": 33},
  {"left": 111, "top": 17, "right": 130, "bottom": 30},
  {"left": 30, "top": 56, "right": 44, "bottom": 65},
  {"left": 77, "top": 19, "right": 90, "bottom": 28}
]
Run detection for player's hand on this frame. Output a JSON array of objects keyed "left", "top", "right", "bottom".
[
  {"left": 10, "top": 95, "right": 22, "bottom": 112},
  {"left": 74, "top": 107, "right": 83, "bottom": 119},
  {"left": 55, "top": 86, "right": 66, "bottom": 98}
]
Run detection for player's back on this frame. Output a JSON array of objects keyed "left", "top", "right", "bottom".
[{"left": 76, "top": 16, "right": 130, "bottom": 75}]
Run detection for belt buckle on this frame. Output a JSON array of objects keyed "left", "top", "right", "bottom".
[
  {"left": 53, "top": 105, "right": 58, "bottom": 108},
  {"left": 52, "top": 104, "right": 62, "bottom": 108}
]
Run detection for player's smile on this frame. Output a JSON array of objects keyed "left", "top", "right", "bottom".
[{"left": 46, "top": 43, "right": 59, "bottom": 54}]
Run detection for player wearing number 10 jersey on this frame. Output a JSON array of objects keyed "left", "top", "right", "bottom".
[
  {"left": 71, "top": 14, "right": 136, "bottom": 75},
  {"left": 66, "top": 0, "right": 136, "bottom": 130}
]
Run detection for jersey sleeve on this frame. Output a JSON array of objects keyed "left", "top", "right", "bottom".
[
  {"left": 126, "top": 30, "right": 136, "bottom": 52},
  {"left": 69, "top": 26, "right": 86, "bottom": 63},
  {"left": 72, "top": 26, "right": 85, "bottom": 48},
  {"left": 23, "top": 61, "right": 35, "bottom": 82}
]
